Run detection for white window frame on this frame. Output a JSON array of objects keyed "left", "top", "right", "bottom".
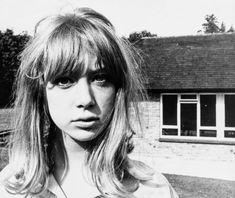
[
  {"left": 223, "top": 93, "right": 235, "bottom": 141},
  {"left": 160, "top": 93, "right": 235, "bottom": 143},
  {"left": 199, "top": 93, "right": 217, "bottom": 138}
]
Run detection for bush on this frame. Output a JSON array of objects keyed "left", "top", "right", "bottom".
[{"left": 0, "top": 29, "right": 30, "bottom": 107}]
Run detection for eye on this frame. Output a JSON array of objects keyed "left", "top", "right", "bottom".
[
  {"left": 92, "top": 73, "right": 110, "bottom": 86},
  {"left": 54, "top": 77, "right": 75, "bottom": 88}
]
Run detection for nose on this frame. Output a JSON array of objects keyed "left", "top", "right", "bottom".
[{"left": 74, "top": 78, "right": 95, "bottom": 109}]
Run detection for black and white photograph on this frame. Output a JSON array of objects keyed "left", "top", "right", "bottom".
[{"left": 0, "top": 0, "right": 235, "bottom": 197}]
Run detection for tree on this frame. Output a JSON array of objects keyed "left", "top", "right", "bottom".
[
  {"left": 200, "top": 14, "right": 235, "bottom": 34},
  {"left": 202, "top": 14, "right": 220, "bottom": 33},
  {"left": 0, "top": 29, "right": 30, "bottom": 107},
  {"left": 227, "top": 26, "right": 235, "bottom": 33},
  {"left": 127, "top": 30, "right": 157, "bottom": 43},
  {"left": 220, "top": 22, "right": 226, "bottom": 33}
]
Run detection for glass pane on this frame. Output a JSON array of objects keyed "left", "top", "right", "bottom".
[
  {"left": 181, "top": 103, "right": 197, "bottom": 136},
  {"left": 162, "top": 129, "right": 178, "bottom": 135},
  {"left": 225, "top": 95, "right": 235, "bottom": 127},
  {"left": 162, "top": 129, "right": 178, "bottom": 136},
  {"left": 163, "top": 95, "right": 177, "bottom": 125},
  {"left": 200, "top": 95, "right": 216, "bottom": 126},
  {"left": 181, "top": 94, "right": 197, "bottom": 99},
  {"left": 200, "top": 130, "right": 216, "bottom": 137},
  {"left": 224, "top": 131, "right": 235, "bottom": 138}
]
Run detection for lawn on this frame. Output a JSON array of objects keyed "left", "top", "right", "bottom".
[{"left": 165, "top": 173, "right": 235, "bottom": 198}]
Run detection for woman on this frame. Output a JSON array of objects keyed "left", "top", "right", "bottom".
[{"left": 0, "top": 7, "right": 178, "bottom": 198}]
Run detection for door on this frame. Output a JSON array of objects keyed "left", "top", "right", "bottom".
[{"left": 180, "top": 103, "right": 197, "bottom": 136}]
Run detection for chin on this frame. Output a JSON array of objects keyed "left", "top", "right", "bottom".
[{"left": 66, "top": 128, "right": 100, "bottom": 142}]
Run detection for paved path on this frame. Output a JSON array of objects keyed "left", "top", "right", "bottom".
[
  {"left": 131, "top": 138, "right": 235, "bottom": 181},
  {"left": 130, "top": 154, "right": 235, "bottom": 181}
]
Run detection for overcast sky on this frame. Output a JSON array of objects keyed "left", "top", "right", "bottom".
[{"left": 1, "top": 0, "right": 235, "bottom": 37}]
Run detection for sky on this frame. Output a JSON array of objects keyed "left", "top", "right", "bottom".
[{"left": 0, "top": 0, "right": 235, "bottom": 37}]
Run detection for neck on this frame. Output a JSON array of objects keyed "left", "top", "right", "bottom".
[
  {"left": 52, "top": 132, "right": 100, "bottom": 197},
  {"left": 53, "top": 131, "right": 90, "bottom": 183},
  {"left": 63, "top": 133, "right": 89, "bottom": 157}
]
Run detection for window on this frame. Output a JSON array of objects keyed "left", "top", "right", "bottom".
[
  {"left": 181, "top": 94, "right": 197, "bottom": 99},
  {"left": 162, "top": 128, "right": 178, "bottom": 136},
  {"left": 225, "top": 95, "right": 235, "bottom": 127},
  {"left": 161, "top": 93, "right": 235, "bottom": 142},
  {"left": 224, "top": 95, "right": 235, "bottom": 138},
  {"left": 224, "top": 131, "right": 235, "bottom": 138},
  {"left": 200, "top": 95, "right": 216, "bottom": 127},
  {"left": 162, "top": 95, "right": 178, "bottom": 136},
  {"left": 181, "top": 103, "right": 197, "bottom": 136},
  {"left": 200, "top": 95, "right": 216, "bottom": 137},
  {"left": 162, "top": 95, "right": 177, "bottom": 125}
]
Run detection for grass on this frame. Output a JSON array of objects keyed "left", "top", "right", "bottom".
[
  {"left": 0, "top": 108, "right": 12, "bottom": 132},
  {"left": 0, "top": 147, "right": 8, "bottom": 170},
  {"left": 164, "top": 173, "right": 235, "bottom": 198}
]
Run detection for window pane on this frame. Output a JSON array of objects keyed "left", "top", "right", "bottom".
[
  {"left": 200, "top": 95, "right": 216, "bottom": 126},
  {"left": 225, "top": 95, "right": 235, "bottom": 127},
  {"left": 162, "top": 129, "right": 178, "bottom": 136},
  {"left": 181, "top": 103, "right": 197, "bottom": 136},
  {"left": 163, "top": 95, "right": 177, "bottom": 125},
  {"left": 181, "top": 94, "right": 197, "bottom": 99},
  {"left": 200, "top": 130, "right": 216, "bottom": 137},
  {"left": 224, "top": 131, "right": 235, "bottom": 138}
]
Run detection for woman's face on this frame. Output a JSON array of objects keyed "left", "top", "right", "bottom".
[{"left": 46, "top": 54, "right": 116, "bottom": 142}]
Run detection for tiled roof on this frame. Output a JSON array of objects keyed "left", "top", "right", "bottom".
[{"left": 135, "top": 33, "right": 235, "bottom": 91}]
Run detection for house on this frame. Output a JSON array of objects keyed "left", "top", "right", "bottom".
[{"left": 135, "top": 33, "right": 235, "bottom": 144}]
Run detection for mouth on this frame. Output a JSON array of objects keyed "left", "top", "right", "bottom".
[{"left": 71, "top": 117, "right": 99, "bottom": 129}]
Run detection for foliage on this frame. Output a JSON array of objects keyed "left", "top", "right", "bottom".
[
  {"left": 201, "top": 14, "right": 235, "bottom": 34},
  {"left": 202, "top": 14, "right": 220, "bottom": 33},
  {"left": 127, "top": 30, "right": 157, "bottom": 43},
  {"left": 0, "top": 29, "right": 30, "bottom": 107},
  {"left": 220, "top": 22, "right": 226, "bottom": 33},
  {"left": 227, "top": 26, "right": 235, "bottom": 33}
]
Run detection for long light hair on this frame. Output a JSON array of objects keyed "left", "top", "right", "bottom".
[{"left": 2, "top": 7, "right": 153, "bottom": 197}]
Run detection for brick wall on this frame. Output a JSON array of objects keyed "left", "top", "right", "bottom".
[{"left": 131, "top": 94, "right": 161, "bottom": 141}]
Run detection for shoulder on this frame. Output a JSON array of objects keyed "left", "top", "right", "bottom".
[
  {"left": 0, "top": 166, "right": 26, "bottom": 198},
  {"left": 127, "top": 158, "right": 178, "bottom": 198},
  {"left": 0, "top": 166, "right": 13, "bottom": 197},
  {"left": 0, "top": 184, "right": 24, "bottom": 198},
  {"left": 0, "top": 182, "right": 53, "bottom": 198},
  {"left": 133, "top": 171, "right": 179, "bottom": 198}
]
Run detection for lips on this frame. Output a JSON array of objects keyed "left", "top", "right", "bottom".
[{"left": 71, "top": 117, "right": 99, "bottom": 129}]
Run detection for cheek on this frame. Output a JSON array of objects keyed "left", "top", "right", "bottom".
[
  {"left": 46, "top": 87, "right": 70, "bottom": 109},
  {"left": 46, "top": 90, "right": 58, "bottom": 122},
  {"left": 46, "top": 90, "right": 59, "bottom": 113},
  {"left": 46, "top": 88, "right": 70, "bottom": 124},
  {"left": 97, "top": 87, "right": 116, "bottom": 113}
]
